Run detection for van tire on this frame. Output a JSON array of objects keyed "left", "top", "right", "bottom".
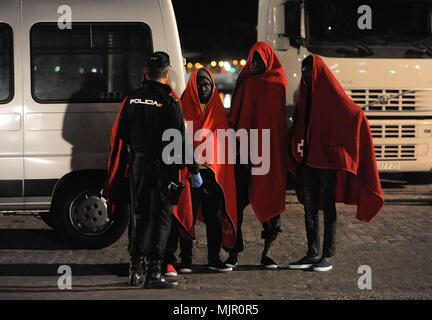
[
  {"left": 40, "top": 211, "right": 56, "bottom": 229},
  {"left": 51, "top": 173, "right": 129, "bottom": 249}
]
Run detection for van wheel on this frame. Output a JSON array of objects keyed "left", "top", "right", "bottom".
[
  {"left": 40, "top": 211, "right": 56, "bottom": 229},
  {"left": 51, "top": 174, "right": 129, "bottom": 249}
]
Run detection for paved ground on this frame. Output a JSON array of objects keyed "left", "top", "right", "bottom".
[{"left": 0, "top": 175, "right": 431, "bottom": 301}]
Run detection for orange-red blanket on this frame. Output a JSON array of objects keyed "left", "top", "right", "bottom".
[
  {"left": 228, "top": 41, "right": 288, "bottom": 224},
  {"left": 180, "top": 67, "right": 237, "bottom": 248},
  {"left": 287, "top": 55, "right": 384, "bottom": 222}
]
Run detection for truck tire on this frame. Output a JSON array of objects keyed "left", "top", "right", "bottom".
[
  {"left": 406, "top": 172, "right": 432, "bottom": 185},
  {"left": 51, "top": 172, "right": 129, "bottom": 249}
]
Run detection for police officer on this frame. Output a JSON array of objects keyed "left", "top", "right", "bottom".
[{"left": 116, "top": 52, "right": 202, "bottom": 289}]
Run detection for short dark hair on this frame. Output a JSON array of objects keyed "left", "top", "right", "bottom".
[
  {"left": 145, "top": 51, "right": 170, "bottom": 80},
  {"left": 145, "top": 65, "right": 168, "bottom": 80}
]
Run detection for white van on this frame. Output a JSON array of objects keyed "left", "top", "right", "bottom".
[
  {"left": 258, "top": 0, "right": 432, "bottom": 180},
  {"left": 0, "top": 0, "right": 186, "bottom": 248}
]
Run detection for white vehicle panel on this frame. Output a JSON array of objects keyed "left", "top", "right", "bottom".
[{"left": 0, "top": 0, "right": 24, "bottom": 206}]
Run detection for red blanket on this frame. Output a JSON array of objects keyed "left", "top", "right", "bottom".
[
  {"left": 287, "top": 54, "right": 384, "bottom": 222},
  {"left": 180, "top": 67, "right": 237, "bottom": 248},
  {"left": 228, "top": 41, "right": 288, "bottom": 224},
  {"left": 103, "top": 85, "right": 195, "bottom": 239}
]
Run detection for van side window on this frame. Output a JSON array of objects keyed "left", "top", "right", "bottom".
[
  {"left": 0, "top": 23, "right": 13, "bottom": 104},
  {"left": 31, "top": 23, "right": 153, "bottom": 103}
]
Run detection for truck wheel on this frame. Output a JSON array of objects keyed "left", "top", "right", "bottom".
[
  {"left": 51, "top": 173, "right": 129, "bottom": 249},
  {"left": 406, "top": 172, "right": 432, "bottom": 185}
]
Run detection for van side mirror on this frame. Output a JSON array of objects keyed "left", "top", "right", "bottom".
[{"left": 273, "top": 1, "right": 301, "bottom": 49}]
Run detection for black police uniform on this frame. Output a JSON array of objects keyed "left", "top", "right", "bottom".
[{"left": 116, "top": 79, "right": 198, "bottom": 269}]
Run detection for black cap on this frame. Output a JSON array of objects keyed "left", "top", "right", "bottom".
[{"left": 147, "top": 51, "right": 171, "bottom": 68}]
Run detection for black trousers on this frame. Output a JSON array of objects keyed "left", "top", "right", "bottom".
[
  {"left": 299, "top": 165, "right": 337, "bottom": 258},
  {"left": 165, "top": 169, "right": 224, "bottom": 263},
  {"left": 128, "top": 157, "right": 173, "bottom": 262},
  {"left": 229, "top": 162, "right": 281, "bottom": 254}
]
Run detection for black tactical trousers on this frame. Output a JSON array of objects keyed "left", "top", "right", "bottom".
[
  {"left": 299, "top": 164, "right": 337, "bottom": 258},
  {"left": 128, "top": 156, "right": 173, "bottom": 262},
  {"left": 165, "top": 169, "right": 224, "bottom": 263}
]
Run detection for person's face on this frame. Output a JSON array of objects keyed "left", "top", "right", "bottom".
[
  {"left": 250, "top": 51, "right": 266, "bottom": 74},
  {"left": 197, "top": 77, "right": 212, "bottom": 104},
  {"left": 301, "top": 64, "right": 313, "bottom": 87}
]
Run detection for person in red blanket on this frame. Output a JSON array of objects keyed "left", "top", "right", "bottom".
[
  {"left": 287, "top": 55, "right": 384, "bottom": 272},
  {"left": 165, "top": 67, "right": 238, "bottom": 273},
  {"left": 227, "top": 42, "right": 288, "bottom": 269}
]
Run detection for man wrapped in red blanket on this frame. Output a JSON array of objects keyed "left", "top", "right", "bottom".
[
  {"left": 165, "top": 67, "right": 237, "bottom": 273},
  {"left": 287, "top": 55, "right": 384, "bottom": 272},
  {"left": 227, "top": 42, "right": 288, "bottom": 269}
]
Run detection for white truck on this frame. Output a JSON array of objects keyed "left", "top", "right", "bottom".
[
  {"left": 258, "top": 0, "right": 432, "bottom": 181},
  {"left": 0, "top": 0, "right": 186, "bottom": 248}
]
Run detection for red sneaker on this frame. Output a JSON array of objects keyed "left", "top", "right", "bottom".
[{"left": 165, "top": 264, "right": 177, "bottom": 277}]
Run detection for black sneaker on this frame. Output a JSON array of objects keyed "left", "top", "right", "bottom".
[
  {"left": 261, "top": 256, "right": 278, "bottom": 269},
  {"left": 143, "top": 274, "right": 178, "bottom": 289},
  {"left": 178, "top": 257, "right": 193, "bottom": 273},
  {"left": 224, "top": 254, "right": 238, "bottom": 268},
  {"left": 208, "top": 260, "right": 233, "bottom": 272},
  {"left": 288, "top": 256, "right": 320, "bottom": 270},
  {"left": 313, "top": 257, "right": 333, "bottom": 272}
]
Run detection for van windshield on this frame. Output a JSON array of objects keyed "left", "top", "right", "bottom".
[{"left": 305, "top": 0, "right": 432, "bottom": 58}]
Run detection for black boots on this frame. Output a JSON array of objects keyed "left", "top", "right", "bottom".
[
  {"left": 128, "top": 256, "right": 146, "bottom": 286},
  {"left": 144, "top": 259, "right": 178, "bottom": 289}
]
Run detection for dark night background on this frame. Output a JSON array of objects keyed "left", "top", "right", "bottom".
[{"left": 172, "top": 0, "right": 259, "bottom": 62}]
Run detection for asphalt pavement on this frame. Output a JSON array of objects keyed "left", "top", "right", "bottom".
[{"left": 0, "top": 176, "right": 431, "bottom": 301}]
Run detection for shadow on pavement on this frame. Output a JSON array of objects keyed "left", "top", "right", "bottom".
[
  {"left": 176, "top": 264, "right": 265, "bottom": 274},
  {"left": 0, "top": 229, "right": 71, "bottom": 250},
  {"left": 234, "top": 264, "right": 272, "bottom": 271},
  {"left": 383, "top": 199, "right": 432, "bottom": 206},
  {"left": 0, "top": 281, "right": 140, "bottom": 294},
  {"left": 380, "top": 172, "right": 432, "bottom": 186},
  {"left": 0, "top": 229, "right": 98, "bottom": 250},
  {"left": 380, "top": 180, "right": 407, "bottom": 189},
  {"left": 0, "top": 263, "right": 129, "bottom": 277}
]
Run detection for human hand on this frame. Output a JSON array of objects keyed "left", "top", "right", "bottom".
[{"left": 190, "top": 173, "right": 203, "bottom": 188}]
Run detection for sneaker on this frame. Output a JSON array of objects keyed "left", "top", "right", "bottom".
[
  {"left": 288, "top": 256, "right": 320, "bottom": 270},
  {"left": 224, "top": 254, "right": 238, "bottom": 268},
  {"left": 208, "top": 260, "right": 233, "bottom": 272},
  {"left": 165, "top": 264, "right": 177, "bottom": 277},
  {"left": 178, "top": 258, "right": 193, "bottom": 273},
  {"left": 261, "top": 256, "right": 278, "bottom": 269},
  {"left": 144, "top": 274, "right": 178, "bottom": 289},
  {"left": 313, "top": 257, "right": 333, "bottom": 272}
]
